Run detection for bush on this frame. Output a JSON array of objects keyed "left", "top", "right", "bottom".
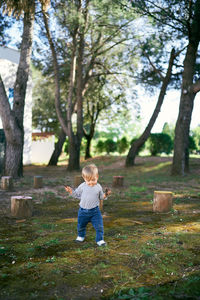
[
  {"left": 117, "top": 137, "right": 129, "bottom": 154},
  {"left": 96, "top": 140, "right": 105, "bottom": 154},
  {"left": 104, "top": 139, "right": 117, "bottom": 154},
  {"left": 189, "top": 135, "right": 197, "bottom": 153},
  {"left": 148, "top": 133, "right": 173, "bottom": 156}
]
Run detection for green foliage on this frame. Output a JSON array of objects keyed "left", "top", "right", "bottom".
[
  {"left": 191, "top": 126, "right": 200, "bottom": 152},
  {"left": 96, "top": 140, "right": 105, "bottom": 154},
  {"left": 109, "top": 287, "right": 151, "bottom": 300},
  {"left": 189, "top": 135, "right": 197, "bottom": 153},
  {"left": 95, "top": 138, "right": 118, "bottom": 154},
  {"left": 117, "top": 137, "right": 129, "bottom": 154},
  {"left": 32, "top": 66, "right": 60, "bottom": 134},
  {"left": 147, "top": 133, "right": 173, "bottom": 156},
  {"left": 162, "top": 122, "right": 175, "bottom": 140},
  {"left": 104, "top": 139, "right": 117, "bottom": 154}
]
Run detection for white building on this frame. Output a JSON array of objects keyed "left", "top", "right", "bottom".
[{"left": 0, "top": 46, "right": 32, "bottom": 165}]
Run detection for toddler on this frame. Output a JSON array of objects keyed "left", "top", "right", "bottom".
[{"left": 65, "top": 164, "right": 111, "bottom": 246}]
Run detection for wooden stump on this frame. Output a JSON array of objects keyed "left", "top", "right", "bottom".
[
  {"left": 74, "top": 175, "right": 84, "bottom": 187},
  {"left": 11, "top": 196, "right": 33, "bottom": 218},
  {"left": 1, "top": 176, "right": 13, "bottom": 190},
  {"left": 113, "top": 176, "right": 124, "bottom": 187},
  {"left": 34, "top": 176, "right": 43, "bottom": 188},
  {"left": 153, "top": 191, "right": 173, "bottom": 213}
]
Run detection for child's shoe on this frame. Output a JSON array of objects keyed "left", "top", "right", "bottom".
[
  {"left": 75, "top": 236, "right": 84, "bottom": 242},
  {"left": 97, "top": 240, "right": 107, "bottom": 247}
]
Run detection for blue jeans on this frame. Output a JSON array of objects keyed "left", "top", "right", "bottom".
[{"left": 77, "top": 206, "right": 104, "bottom": 242}]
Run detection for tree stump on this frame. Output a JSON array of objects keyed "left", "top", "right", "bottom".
[
  {"left": 74, "top": 175, "right": 84, "bottom": 187},
  {"left": 34, "top": 176, "right": 43, "bottom": 188},
  {"left": 11, "top": 196, "right": 33, "bottom": 218},
  {"left": 1, "top": 176, "right": 13, "bottom": 190},
  {"left": 153, "top": 191, "right": 173, "bottom": 213},
  {"left": 113, "top": 176, "right": 124, "bottom": 187}
]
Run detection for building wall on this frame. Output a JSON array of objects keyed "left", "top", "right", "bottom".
[
  {"left": 0, "top": 46, "right": 32, "bottom": 165},
  {"left": 31, "top": 136, "right": 55, "bottom": 164}
]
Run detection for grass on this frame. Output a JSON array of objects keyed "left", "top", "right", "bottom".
[{"left": 0, "top": 155, "right": 200, "bottom": 299}]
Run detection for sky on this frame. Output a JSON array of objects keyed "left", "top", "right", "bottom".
[{"left": 139, "top": 89, "right": 200, "bottom": 133}]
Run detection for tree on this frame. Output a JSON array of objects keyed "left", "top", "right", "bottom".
[
  {"left": 42, "top": 0, "right": 86, "bottom": 171},
  {"left": 41, "top": 0, "right": 136, "bottom": 170},
  {"left": 147, "top": 133, "right": 173, "bottom": 156},
  {"left": 32, "top": 66, "right": 66, "bottom": 166},
  {"left": 171, "top": 0, "right": 200, "bottom": 175},
  {"left": 0, "top": 0, "right": 49, "bottom": 177},
  {"left": 162, "top": 122, "right": 175, "bottom": 141},
  {"left": 129, "top": 0, "right": 200, "bottom": 175},
  {"left": 126, "top": 46, "right": 179, "bottom": 166},
  {"left": 83, "top": 75, "right": 128, "bottom": 159}
]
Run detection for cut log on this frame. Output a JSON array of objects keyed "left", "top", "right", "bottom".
[
  {"left": 34, "top": 176, "right": 43, "bottom": 188},
  {"left": 113, "top": 176, "right": 124, "bottom": 187},
  {"left": 1, "top": 176, "right": 13, "bottom": 190},
  {"left": 74, "top": 175, "right": 84, "bottom": 187},
  {"left": 11, "top": 196, "right": 33, "bottom": 218},
  {"left": 153, "top": 191, "right": 173, "bottom": 213}
]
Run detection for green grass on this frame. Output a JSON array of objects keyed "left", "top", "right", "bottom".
[{"left": 0, "top": 155, "right": 200, "bottom": 299}]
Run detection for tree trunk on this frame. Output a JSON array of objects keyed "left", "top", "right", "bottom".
[
  {"left": 172, "top": 86, "right": 196, "bottom": 175},
  {"left": 43, "top": 1, "right": 88, "bottom": 171},
  {"left": 67, "top": 136, "right": 81, "bottom": 170},
  {"left": 126, "top": 48, "right": 176, "bottom": 167},
  {"left": 172, "top": 1, "right": 200, "bottom": 175},
  {"left": 0, "top": 8, "right": 34, "bottom": 178},
  {"left": 67, "top": 16, "right": 84, "bottom": 171},
  {"left": 84, "top": 123, "right": 95, "bottom": 160},
  {"left": 85, "top": 135, "right": 92, "bottom": 159},
  {"left": 48, "top": 129, "right": 66, "bottom": 166}
]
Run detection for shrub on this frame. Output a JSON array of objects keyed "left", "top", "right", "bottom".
[
  {"left": 117, "top": 137, "right": 129, "bottom": 154},
  {"left": 96, "top": 140, "right": 105, "bottom": 154},
  {"left": 104, "top": 139, "right": 117, "bottom": 154},
  {"left": 148, "top": 133, "right": 173, "bottom": 156},
  {"left": 189, "top": 135, "right": 197, "bottom": 153}
]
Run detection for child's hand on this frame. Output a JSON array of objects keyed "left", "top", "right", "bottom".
[
  {"left": 65, "top": 186, "right": 73, "bottom": 194},
  {"left": 105, "top": 188, "right": 111, "bottom": 197}
]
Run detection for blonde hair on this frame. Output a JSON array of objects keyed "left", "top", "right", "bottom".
[{"left": 82, "top": 164, "right": 99, "bottom": 181}]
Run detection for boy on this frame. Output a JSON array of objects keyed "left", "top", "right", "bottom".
[{"left": 65, "top": 164, "right": 111, "bottom": 246}]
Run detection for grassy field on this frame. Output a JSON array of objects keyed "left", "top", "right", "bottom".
[{"left": 0, "top": 155, "right": 200, "bottom": 299}]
